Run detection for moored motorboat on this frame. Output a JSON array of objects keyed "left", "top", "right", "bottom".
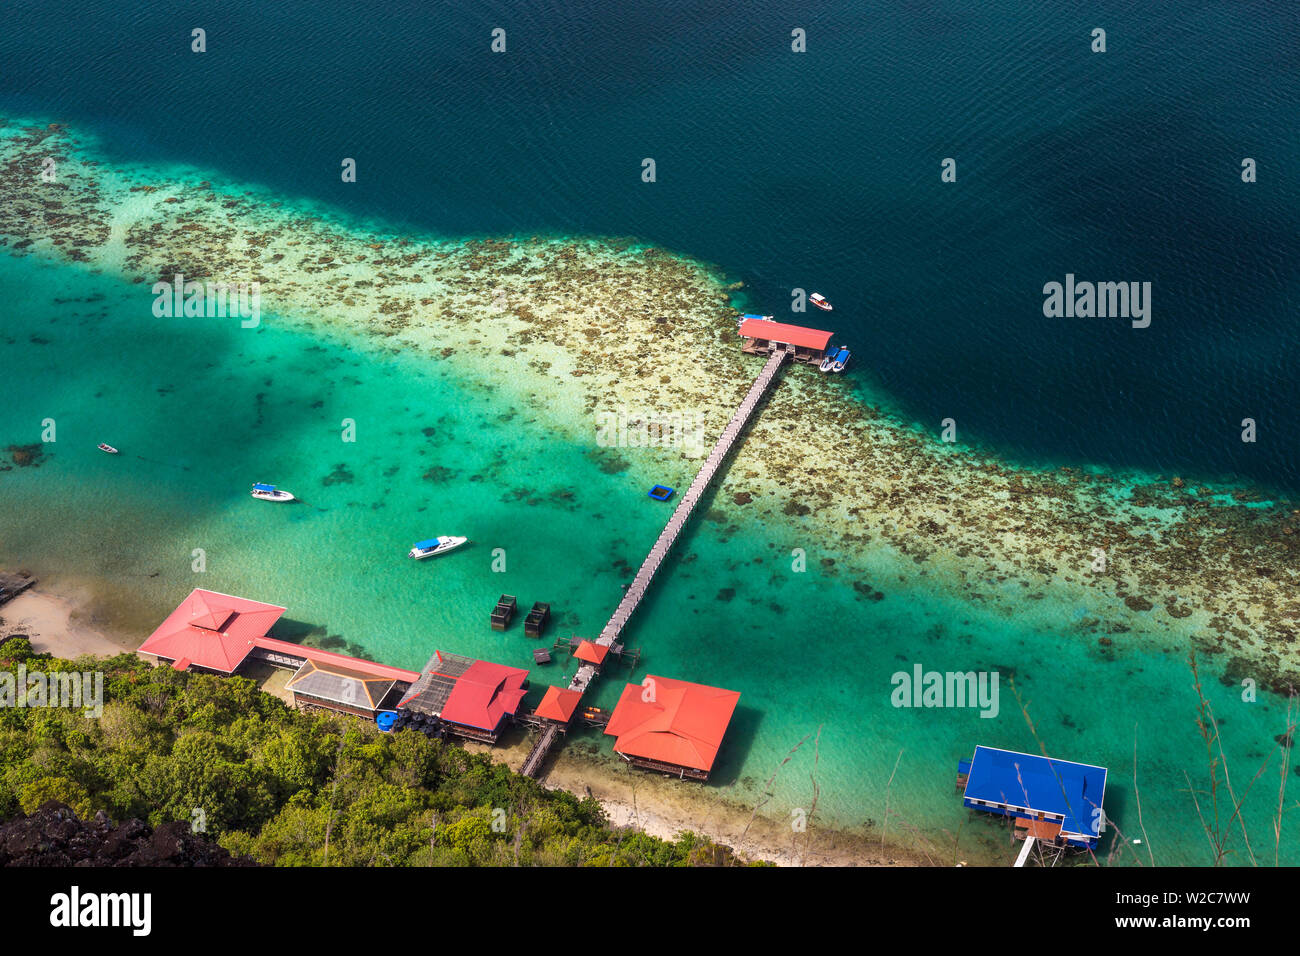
[
  {"left": 251, "top": 482, "right": 295, "bottom": 502},
  {"left": 831, "top": 346, "right": 851, "bottom": 372},
  {"left": 97, "top": 443, "right": 119, "bottom": 454},
  {"left": 408, "top": 535, "right": 469, "bottom": 559},
  {"left": 819, "top": 350, "right": 836, "bottom": 373},
  {"left": 810, "top": 292, "right": 833, "bottom": 312}
]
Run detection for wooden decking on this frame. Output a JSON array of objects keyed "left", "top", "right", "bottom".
[{"left": 521, "top": 348, "right": 790, "bottom": 779}]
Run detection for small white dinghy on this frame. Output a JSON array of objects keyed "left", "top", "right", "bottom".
[
  {"left": 97, "top": 443, "right": 119, "bottom": 454},
  {"left": 251, "top": 482, "right": 295, "bottom": 502},
  {"left": 408, "top": 536, "right": 468, "bottom": 560}
]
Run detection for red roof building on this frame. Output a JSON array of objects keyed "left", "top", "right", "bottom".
[
  {"left": 441, "top": 659, "right": 529, "bottom": 732},
  {"left": 737, "top": 318, "right": 833, "bottom": 355},
  {"left": 398, "top": 651, "right": 529, "bottom": 741},
  {"left": 573, "top": 640, "right": 610, "bottom": 666},
  {"left": 138, "top": 590, "right": 420, "bottom": 688},
  {"left": 534, "top": 686, "right": 584, "bottom": 724},
  {"left": 137, "top": 589, "right": 287, "bottom": 673},
  {"left": 603, "top": 675, "right": 741, "bottom": 780}
]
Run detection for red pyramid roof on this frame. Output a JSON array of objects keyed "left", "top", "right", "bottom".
[
  {"left": 534, "top": 686, "right": 584, "bottom": 723},
  {"left": 603, "top": 675, "right": 740, "bottom": 773},
  {"left": 138, "top": 589, "right": 287, "bottom": 673},
  {"left": 574, "top": 640, "right": 609, "bottom": 665}
]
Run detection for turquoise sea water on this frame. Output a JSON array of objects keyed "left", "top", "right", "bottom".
[
  {"left": 2, "top": 0, "right": 1298, "bottom": 864},
  {"left": 1, "top": 249, "right": 1294, "bottom": 865}
]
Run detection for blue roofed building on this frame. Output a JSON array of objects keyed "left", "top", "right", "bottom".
[{"left": 960, "top": 745, "right": 1108, "bottom": 850}]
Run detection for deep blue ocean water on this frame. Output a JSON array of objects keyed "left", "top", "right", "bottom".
[{"left": 4, "top": 0, "right": 1298, "bottom": 490}]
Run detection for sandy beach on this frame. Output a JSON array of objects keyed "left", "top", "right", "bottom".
[{"left": 0, "top": 582, "right": 138, "bottom": 659}]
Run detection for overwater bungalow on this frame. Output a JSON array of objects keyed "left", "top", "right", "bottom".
[
  {"left": 603, "top": 674, "right": 741, "bottom": 781},
  {"left": 738, "top": 316, "right": 834, "bottom": 366},
  {"left": 958, "top": 745, "right": 1108, "bottom": 861}
]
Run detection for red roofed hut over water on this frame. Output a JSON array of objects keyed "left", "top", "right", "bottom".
[
  {"left": 738, "top": 317, "right": 834, "bottom": 366},
  {"left": 138, "top": 589, "right": 419, "bottom": 719},
  {"left": 603, "top": 675, "right": 741, "bottom": 780},
  {"left": 533, "top": 686, "right": 584, "bottom": 725}
]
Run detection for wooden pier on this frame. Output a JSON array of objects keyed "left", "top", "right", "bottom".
[{"left": 522, "top": 348, "right": 790, "bottom": 778}]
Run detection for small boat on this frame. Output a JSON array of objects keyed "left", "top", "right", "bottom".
[
  {"left": 810, "top": 293, "right": 833, "bottom": 312},
  {"left": 251, "top": 482, "right": 295, "bottom": 502},
  {"left": 819, "top": 351, "right": 836, "bottom": 373},
  {"left": 831, "top": 346, "right": 851, "bottom": 373},
  {"left": 97, "top": 443, "right": 119, "bottom": 454},
  {"left": 408, "top": 535, "right": 468, "bottom": 560}
]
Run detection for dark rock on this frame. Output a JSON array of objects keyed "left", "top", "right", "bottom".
[{"left": 0, "top": 802, "right": 254, "bottom": 867}]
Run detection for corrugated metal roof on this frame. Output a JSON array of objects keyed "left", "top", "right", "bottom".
[{"left": 286, "top": 659, "right": 396, "bottom": 710}]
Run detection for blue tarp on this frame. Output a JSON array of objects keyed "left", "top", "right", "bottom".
[
  {"left": 962, "top": 745, "right": 1107, "bottom": 845},
  {"left": 253, "top": 483, "right": 276, "bottom": 492},
  {"left": 414, "top": 539, "right": 440, "bottom": 549}
]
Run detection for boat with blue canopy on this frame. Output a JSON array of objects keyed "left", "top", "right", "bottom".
[
  {"left": 408, "top": 535, "right": 469, "bottom": 559},
  {"left": 250, "top": 483, "right": 295, "bottom": 502}
]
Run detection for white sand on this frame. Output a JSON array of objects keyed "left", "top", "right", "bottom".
[{"left": 0, "top": 587, "right": 137, "bottom": 659}]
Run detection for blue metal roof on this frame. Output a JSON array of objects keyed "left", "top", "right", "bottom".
[{"left": 962, "top": 745, "right": 1107, "bottom": 844}]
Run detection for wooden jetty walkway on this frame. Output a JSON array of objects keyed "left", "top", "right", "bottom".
[{"left": 522, "top": 348, "right": 790, "bottom": 778}]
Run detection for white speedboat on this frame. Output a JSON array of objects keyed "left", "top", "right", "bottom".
[
  {"left": 251, "top": 483, "right": 295, "bottom": 502},
  {"left": 831, "top": 346, "right": 851, "bottom": 373},
  {"left": 819, "top": 350, "right": 836, "bottom": 373},
  {"left": 97, "top": 443, "right": 119, "bottom": 454},
  {"left": 408, "top": 535, "right": 469, "bottom": 559},
  {"left": 810, "top": 292, "right": 833, "bottom": 312}
]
